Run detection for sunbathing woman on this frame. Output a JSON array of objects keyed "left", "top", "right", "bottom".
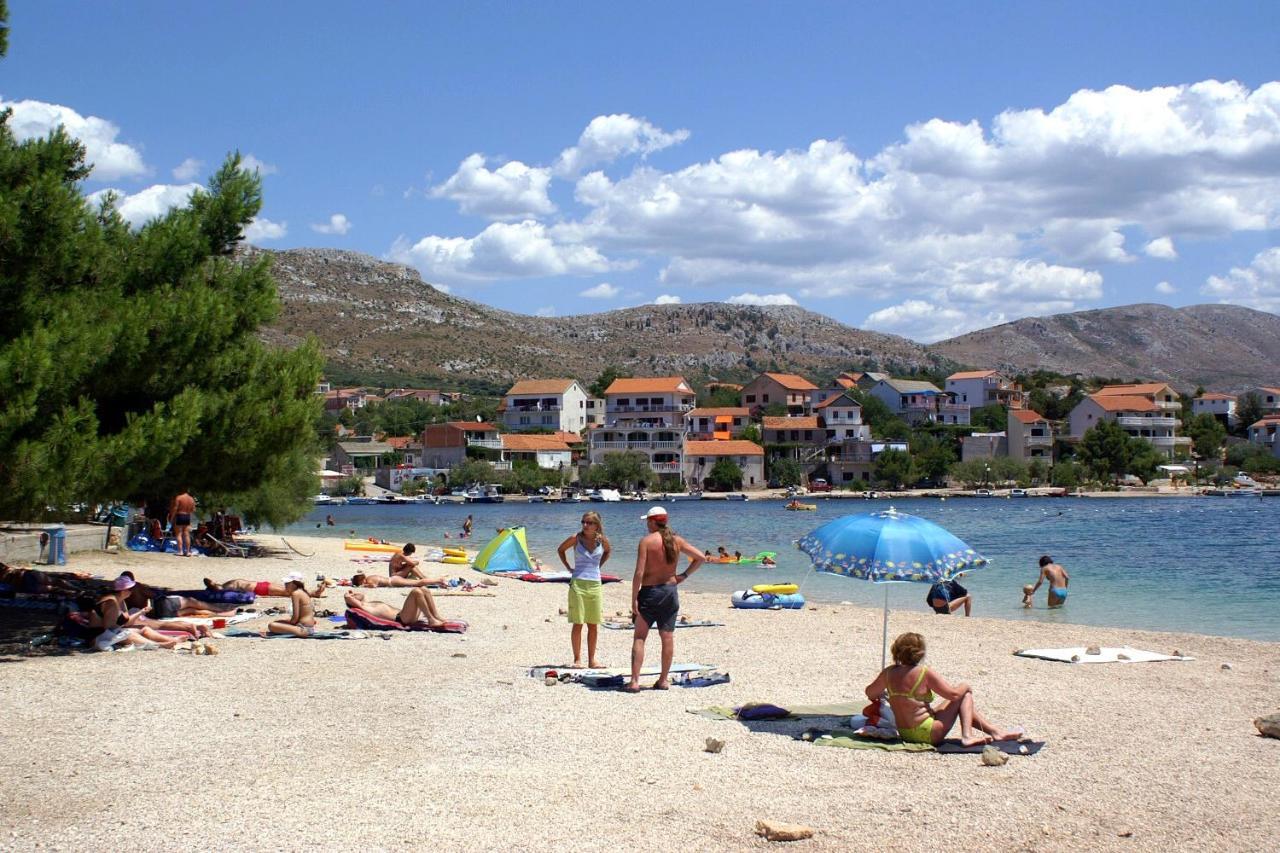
[
  {"left": 88, "top": 576, "right": 183, "bottom": 651},
  {"left": 203, "top": 577, "right": 329, "bottom": 598},
  {"left": 349, "top": 572, "right": 445, "bottom": 589},
  {"left": 343, "top": 589, "right": 446, "bottom": 628},
  {"left": 117, "top": 571, "right": 236, "bottom": 622},
  {"left": 864, "top": 631, "right": 1022, "bottom": 747},
  {"left": 268, "top": 573, "right": 317, "bottom": 637}
]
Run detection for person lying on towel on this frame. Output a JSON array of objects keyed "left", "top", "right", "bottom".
[
  {"left": 0, "top": 564, "right": 99, "bottom": 596},
  {"left": 344, "top": 589, "right": 447, "bottom": 629},
  {"left": 269, "top": 573, "right": 318, "bottom": 637},
  {"left": 118, "top": 571, "right": 238, "bottom": 620},
  {"left": 350, "top": 572, "right": 446, "bottom": 589},
  {"left": 204, "top": 576, "right": 330, "bottom": 598}
]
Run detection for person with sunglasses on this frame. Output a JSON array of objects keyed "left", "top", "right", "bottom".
[{"left": 557, "top": 510, "right": 611, "bottom": 668}]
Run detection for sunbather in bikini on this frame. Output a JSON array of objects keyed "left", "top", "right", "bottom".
[
  {"left": 268, "top": 574, "right": 318, "bottom": 637},
  {"left": 349, "top": 572, "right": 445, "bottom": 589},
  {"left": 117, "top": 571, "right": 236, "bottom": 621},
  {"left": 88, "top": 576, "right": 184, "bottom": 651},
  {"left": 343, "top": 589, "right": 446, "bottom": 628},
  {"left": 0, "top": 564, "right": 99, "bottom": 595},
  {"left": 864, "top": 631, "right": 1022, "bottom": 747},
  {"left": 203, "top": 577, "right": 329, "bottom": 598}
]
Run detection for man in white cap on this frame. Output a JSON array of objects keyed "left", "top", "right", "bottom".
[
  {"left": 624, "top": 506, "right": 705, "bottom": 692},
  {"left": 268, "top": 572, "right": 318, "bottom": 636}
]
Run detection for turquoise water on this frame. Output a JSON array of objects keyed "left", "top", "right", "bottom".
[{"left": 287, "top": 496, "right": 1280, "bottom": 641}]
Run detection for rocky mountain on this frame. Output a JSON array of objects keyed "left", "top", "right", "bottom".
[
  {"left": 930, "top": 303, "right": 1280, "bottom": 392},
  {"left": 257, "top": 248, "right": 948, "bottom": 390}
]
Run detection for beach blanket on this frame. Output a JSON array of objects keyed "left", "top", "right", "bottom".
[
  {"left": 530, "top": 662, "right": 722, "bottom": 687},
  {"left": 222, "top": 627, "right": 371, "bottom": 640},
  {"left": 602, "top": 620, "right": 724, "bottom": 630},
  {"left": 689, "top": 701, "right": 863, "bottom": 721},
  {"left": 343, "top": 607, "right": 468, "bottom": 634},
  {"left": 803, "top": 729, "right": 1045, "bottom": 756},
  {"left": 1015, "top": 646, "right": 1194, "bottom": 664},
  {"left": 173, "top": 589, "right": 257, "bottom": 605}
]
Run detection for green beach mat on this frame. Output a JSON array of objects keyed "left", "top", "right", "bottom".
[
  {"left": 806, "top": 728, "right": 1045, "bottom": 756},
  {"left": 689, "top": 701, "right": 863, "bottom": 721}
]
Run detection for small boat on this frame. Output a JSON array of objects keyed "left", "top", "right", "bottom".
[
  {"left": 345, "top": 497, "right": 378, "bottom": 505},
  {"left": 313, "top": 494, "right": 334, "bottom": 505},
  {"left": 527, "top": 496, "right": 545, "bottom": 503},
  {"left": 661, "top": 491, "right": 703, "bottom": 502},
  {"left": 1009, "top": 488, "right": 1029, "bottom": 497},
  {"left": 785, "top": 502, "right": 817, "bottom": 511},
  {"left": 464, "top": 485, "right": 505, "bottom": 504},
  {"left": 724, "top": 494, "right": 749, "bottom": 501}
]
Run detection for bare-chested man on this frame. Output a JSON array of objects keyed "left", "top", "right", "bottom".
[
  {"left": 389, "top": 543, "right": 432, "bottom": 579},
  {"left": 203, "top": 577, "right": 330, "bottom": 598},
  {"left": 349, "top": 572, "right": 445, "bottom": 589},
  {"left": 169, "top": 488, "right": 196, "bottom": 557},
  {"left": 625, "top": 506, "right": 705, "bottom": 693},
  {"left": 343, "top": 589, "right": 445, "bottom": 628},
  {"left": 1029, "top": 555, "right": 1070, "bottom": 608}
]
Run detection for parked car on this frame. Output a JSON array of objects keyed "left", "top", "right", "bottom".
[{"left": 808, "top": 478, "right": 832, "bottom": 493}]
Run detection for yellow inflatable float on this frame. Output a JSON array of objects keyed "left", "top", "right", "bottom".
[
  {"left": 344, "top": 539, "right": 402, "bottom": 553},
  {"left": 441, "top": 555, "right": 469, "bottom": 565},
  {"left": 751, "top": 582, "right": 799, "bottom": 595}
]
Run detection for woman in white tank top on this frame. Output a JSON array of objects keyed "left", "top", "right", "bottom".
[{"left": 557, "top": 510, "right": 611, "bottom": 668}]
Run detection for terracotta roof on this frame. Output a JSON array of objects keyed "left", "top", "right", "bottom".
[
  {"left": 501, "top": 434, "right": 572, "bottom": 452},
  {"left": 834, "top": 376, "right": 856, "bottom": 389},
  {"left": 444, "top": 421, "right": 498, "bottom": 431},
  {"left": 1249, "top": 415, "right": 1280, "bottom": 428},
  {"left": 1258, "top": 386, "right": 1280, "bottom": 395},
  {"left": 684, "top": 440, "right": 764, "bottom": 457},
  {"left": 686, "top": 407, "right": 750, "bottom": 418},
  {"left": 505, "top": 379, "right": 578, "bottom": 395},
  {"left": 1197, "top": 393, "right": 1237, "bottom": 401},
  {"left": 605, "top": 376, "right": 692, "bottom": 395},
  {"left": 762, "top": 416, "right": 820, "bottom": 430},
  {"left": 947, "top": 370, "right": 998, "bottom": 380},
  {"left": 762, "top": 372, "right": 818, "bottom": 391},
  {"left": 1095, "top": 383, "right": 1175, "bottom": 396},
  {"left": 550, "top": 430, "right": 586, "bottom": 444},
  {"left": 814, "top": 391, "right": 861, "bottom": 410},
  {"left": 1010, "top": 410, "right": 1048, "bottom": 424},
  {"left": 1088, "top": 394, "right": 1157, "bottom": 413},
  {"left": 383, "top": 436, "right": 418, "bottom": 449}
]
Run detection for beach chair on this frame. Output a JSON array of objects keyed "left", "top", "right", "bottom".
[{"left": 206, "top": 534, "right": 250, "bottom": 558}]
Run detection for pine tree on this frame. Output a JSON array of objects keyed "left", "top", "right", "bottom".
[{"left": 0, "top": 114, "right": 322, "bottom": 524}]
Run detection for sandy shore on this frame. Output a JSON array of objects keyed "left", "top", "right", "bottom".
[{"left": 1, "top": 533, "right": 1277, "bottom": 851}]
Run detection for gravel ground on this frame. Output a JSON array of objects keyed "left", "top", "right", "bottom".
[{"left": 1, "top": 535, "right": 1277, "bottom": 851}]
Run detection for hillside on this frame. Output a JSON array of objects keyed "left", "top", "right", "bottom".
[
  {"left": 930, "top": 303, "right": 1280, "bottom": 392},
  {"left": 257, "top": 248, "right": 947, "bottom": 390}
]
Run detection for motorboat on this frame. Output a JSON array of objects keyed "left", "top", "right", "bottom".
[
  {"left": 588, "top": 488, "right": 622, "bottom": 502},
  {"left": 724, "top": 493, "right": 749, "bottom": 501},
  {"left": 1009, "top": 488, "right": 1029, "bottom": 497},
  {"left": 345, "top": 497, "right": 378, "bottom": 505},
  {"left": 313, "top": 494, "right": 335, "bottom": 505},
  {"left": 464, "top": 485, "right": 505, "bottom": 504}
]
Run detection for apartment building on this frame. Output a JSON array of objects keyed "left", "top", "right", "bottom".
[
  {"left": 945, "top": 370, "right": 1025, "bottom": 410},
  {"left": 586, "top": 376, "right": 696, "bottom": 480},
  {"left": 1007, "top": 409, "right": 1054, "bottom": 461},
  {"left": 500, "top": 434, "right": 574, "bottom": 470},
  {"left": 739, "top": 372, "right": 819, "bottom": 416},
  {"left": 1067, "top": 383, "right": 1191, "bottom": 458},
  {"left": 868, "top": 378, "right": 970, "bottom": 425},
  {"left": 683, "top": 440, "right": 765, "bottom": 491},
  {"left": 500, "top": 379, "right": 589, "bottom": 434},
  {"left": 419, "top": 421, "right": 501, "bottom": 469},
  {"left": 684, "top": 407, "right": 750, "bottom": 440},
  {"left": 1192, "top": 393, "right": 1238, "bottom": 428}
]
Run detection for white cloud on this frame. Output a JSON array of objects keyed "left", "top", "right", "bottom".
[
  {"left": 388, "top": 220, "right": 614, "bottom": 284},
  {"left": 86, "top": 183, "right": 201, "bottom": 227},
  {"left": 244, "top": 217, "right": 287, "bottom": 243},
  {"left": 533, "top": 306, "right": 556, "bottom": 317},
  {"left": 1155, "top": 280, "right": 1178, "bottom": 295},
  {"left": 726, "top": 292, "right": 798, "bottom": 307},
  {"left": 2, "top": 98, "right": 147, "bottom": 180},
  {"left": 241, "top": 154, "right": 277, "bottom": 176},
  {"left": 311, "top": 213, "right": 352, "bottom": 235},
  {"left": 580, "top": 282, "right": 621, "bottom": 299},
  {"left": 431, "top": 154, "right": 554, "bottom": 219},
  {"left": 555, "top": 113, "right": 690, "bottom": 176},
  {"left": 172, "top": 158, "right": 203, "bottom": 181},
  {"left": 1144, "top": 237, "right": 1178, "bottom": 259},
  {"left": 1202, "top": 247, "right": 1280, "bottom": 312},
  {"left": 654, "top": 294, "right": 682, "bottom": 305},
  {"left": 864, "top": 300, "right": 984, "bottom": 342}
]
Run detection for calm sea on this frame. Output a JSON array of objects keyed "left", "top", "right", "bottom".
[{"left": 285, "top": 496, "right": 1280, "bottom": 641}]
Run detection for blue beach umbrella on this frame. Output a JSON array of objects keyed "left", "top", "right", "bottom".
[{"left": 796, "top": 506, "right": 989, "bottom": 667}]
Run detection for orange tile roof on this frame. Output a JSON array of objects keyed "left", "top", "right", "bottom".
[
  {"left": 1010, "top": 409, "right": 1048, "bottom": 424},
  {"left": 686, "top": 407, "right": 750, "bottom": 417},
  {"left": 1095, "top": 383, "right": 1175, "bottom": 396},
  {"left": 505, "top": 379, "right": 578, "bottom": 395},
  {"left": 1258, "top": 386, "right": 1280, "bottom": 395},
  {"left": 1089, "top": 394, "right": 1157, "bottom": 412},
  {"left": 834, "top": 376, "right": 856, "bottom": 389},
  {"left": 383, "top": 436, "right": 418, "bottom": 449},
  {"left": 684, "top": 440, "right": 764, "bottom": 457},
  {"left": 550, "top": 430, "right": 586, "bottom": 444},
  {"left": 501, "top": 434, "right": 572, "bottom": 451},
  {"left": 445, "top": 421, "right": 497, "bottom": 431},
  {"left": 762, "top": 416, "right": 820, "bottom": 430},
  {"left": 763, "top": 372, "right": 818, "bottom": 391},
  {"left": 814, "top": 391, "right": 860, "bottom": 410},
  {"left": 605, "top": 376, "right": 692, "bottom": 395},
  {"left": 947, "top": 370, "right": 998, "bottom": 380},
  {"left": 1197, "top": 393, "right": 1237, "bottom": 401}
]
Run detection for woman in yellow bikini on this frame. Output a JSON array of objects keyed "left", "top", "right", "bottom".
[{"left": 864, "top": 632, "right": 1022, "bottom": 747}]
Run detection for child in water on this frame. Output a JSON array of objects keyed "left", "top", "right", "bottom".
[{"left": 1021, "top": 584, "right": 1035, "bottom": 608}]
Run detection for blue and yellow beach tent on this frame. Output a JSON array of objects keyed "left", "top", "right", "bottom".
[{"left": 473, "top": 526, "right": 534, "bottom": 573}]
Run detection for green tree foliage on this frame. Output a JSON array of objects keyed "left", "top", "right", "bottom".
[
  {"left": 949, "top": 457, "right": 1028, "bottom": 487},
  {"left": 910, "top": 433, "right": 955, "bottom": 484},
  {"left": 333, "top": 475, "right": 366, "bottom": 497},
  {"left": 1185, "top": 413, "right": 1227, "bottom": 460},
  {"left": 1051, "top": 460, "right": 1083, "bottom": 489},
  {"left": 584, "top": 451, "right": 655, "bottom": 490},
  {"left": 704, "top": 458, "right": 743, "bottom": 491},
  {"left": 1225, "top": 442, "right": 1280, "bottom": 475},
  {"left": 698, "top": 385, "right": 743, "bottom": 408},
  {"left": 874, "top": 449, "right": 915, "bottom": 488},
  {"left": 0, "top": 120, "right": 324, "bottom": 525},
  {"left": 1076, "top": 420, "right": 1133, "bottom": 482},
  {"left": 448, "top": 458, "right": 497, "bottom": 487},
  {"left": 849, "top": 390, "right": 908, "bottom": 439},
  {"left": 0, "top": 0, "right": 8, "bottom": 56},
  {"left": 968, "top": 404, "right": 1007, "bottom": 432},
  {"left": 740, "top": 423, "right": 762, "bottom": 445},
  {"left": 767, "top": 456, "right": 803, "bottom": 486},
  {"left": 589, "top": 366, "right": 630, "bottom": 398},
  {"left": 1235, "top": 393, "right": 1264, "bottom": 435},
  {"left": 761, "top": 402, "right": 789, "bottom": 417}
]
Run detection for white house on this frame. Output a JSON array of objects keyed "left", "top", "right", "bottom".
[
  {"left": 945, "top": 370, "right": 1026, "bottom": 410},
  {"left": 586, "top": 376, "right": 696, "bottom": 481},
  {"left": 1192, "top": 392, "right": 1238, "bottom": 428},
  {"left": 501, "top": 379, "right": 589, "bottom": 434},
  {"left": 868, "top": 378, "right": 970, "bottom": 425},
  {"left": 500, "top": 434, "right": 574, "bottom": 470},
  {"left": 812, "top": 391, "right": 872, "bottom": 442},
  {"left": 1067, "top": 385, "right": 1191, "bottom": 458},
  {"left": 682, "top": 440, "right": 765, "bottom": 491}
]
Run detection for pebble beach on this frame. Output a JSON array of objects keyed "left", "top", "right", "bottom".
[{"left": 2, "top": 534, "right": 1278, "bottom": 851}]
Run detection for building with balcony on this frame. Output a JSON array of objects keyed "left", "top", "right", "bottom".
[
  {"left": 584, "top": 397, "right": 607, "bottom": 427},
  {"left": 419, "top": 421, "right": 501, "bottom": 469},
  {"left": 740, "top": 372, "right": 819, "bottom": 416},
  {"left": 813, "top": 391, "right": 872, "bottom": 443},
  {"left": 322, "top": 387, "right": 372, "bottom": 412},
  {"left": 1247, "top": 415, "right": 1280, "bottom": 449},
  {"left": 500, "top": 379, "right": 589, "bottom": 434},
  {"left": 1192, "top": 393, "right": 1238, "bottom": 428},
  {"left": 1067, "top": 392, "right": 1190, "bottom": 458},
  {"left": 945, "top": 370, "right": 1025, "bottom": 410},
  {"left": 500, "top": 434, "right": 574, "bottom": 470},
  {"left": 868, "top": 378, "right": 970, "bottom": 425},
  {"left": 1094, "top": 383, "right": 1182, "bottom": 411},
  {"left": 761, "top": 416, "right": 823, "bottom": 458},
  {"left": 685, "top": 407, "right": 750, "bottom": 440},
  {"left": 1007, "top": 409, "right": 1054, "bottom": 461},
  {"left": 683, "top": 440, "right": 765, "bottom": 491},
  {"left": 586, "top": 376, "right": 696, "bottom": 480}
]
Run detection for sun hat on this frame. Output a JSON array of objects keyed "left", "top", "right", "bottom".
[
  {"left": 282, "top": 571, "right": 306, "bottom": 585},
  {"left": 112, "top": 575, "right": 136, "bottom": 591},
  {"left": 641, "top": 506, "right": 669, "bottom": 520}
]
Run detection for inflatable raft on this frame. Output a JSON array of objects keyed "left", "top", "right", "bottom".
[
  {"left": 344, "top": 539, "right": 402, "bottom": 553},
  {"left": 731, "top": 590, "right": 805, "bottom": 609},
  {"left": 751, "top": 583, "right": 798, "bottom": 595}
]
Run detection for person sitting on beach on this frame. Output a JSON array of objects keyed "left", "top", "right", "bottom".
[
  {"left": 864, "top": 632, "right": 1021, "bottom": 747},
  {"left": 389, "top": 543, "right": 431, "bottom": 579},
  {"left": 1029, "top": 555, "right": 1069, "bottom": 608},
  {"left": 268, "top": 573, "right": 318, "bottom": 636},
  {"left": 203, "top": 577, "right": 329, "bottom": 598},
  {"left": 88, "top": 576, "right": 183, "bottom": 651},
  {"left": 926, "top": 578, "right": 972, "bottom": 616},
  {"left": 343, "top": 589, "right": 446, "bottom": 628},
  {"left": 349, "top": 572, "right": 445, "bottom": 589}
]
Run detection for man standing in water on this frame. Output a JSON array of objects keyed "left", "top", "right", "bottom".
[
  {"left": 169, "top": 488, "right": 196, "bottom": 557},
  {"left": 625, "top": 506, "right": 705, "bottom": 693},
  {"left": 1029, "top": 555, "right": 1070, "bottom": 608}
]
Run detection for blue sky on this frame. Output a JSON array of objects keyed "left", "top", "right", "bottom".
[{"left": 3, "top": 1, "right": 1278, "bottom": 340}]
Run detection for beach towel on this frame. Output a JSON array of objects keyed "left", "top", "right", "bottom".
[
  {"left": 173, "top": 589, "right": 257, "bottom": 605},
  {"left": 804, "top": 728, "right": 1045, "bottom": 756},
  {"left": 688, "top": 701, "right": 864, "bottom": 721},
  {"left": 343, "top": 607, "right": 468, "bottom": 634},
  {"left": 1014, "top": 646, "right": 1194, "bottom": 664},
  {"left": 530, "top": 662, "right": 718, "bottom": 688},
  {"left": 602, "top": 619, "right": 723, "bottom": 630},
  {"left": 222, "top": 627, "right": 371, "bottom": 639}
]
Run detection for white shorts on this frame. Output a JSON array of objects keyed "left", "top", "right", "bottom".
[{"left": 94, "top": 627, "right": 131, "bottom": 652}]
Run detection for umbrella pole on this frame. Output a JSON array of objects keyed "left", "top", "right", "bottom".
[{"left": 880, "top": 585, "right": 889, "bottom": 670}]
